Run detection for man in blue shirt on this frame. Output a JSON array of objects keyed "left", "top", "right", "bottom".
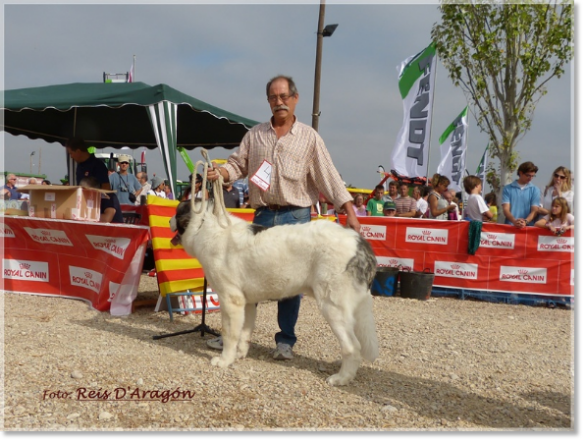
[
  {"left": 66, "top": 137, "right": 111, "bottom": 190},
  {"left": 502, "top": 161, "right": 541, "bottom": 228},
  {"left": 232, "top": 178, "right": 248, "bottom": 207},
  {"left": 109, "top": 154, "right": 141, "bottom": 205},
  {"left": 2, "top": 174, "right": 22, "bottom": 200}
]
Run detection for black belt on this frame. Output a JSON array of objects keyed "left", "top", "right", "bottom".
[{"left": 262, "top": 204, "right": 306, "bottom": 212}]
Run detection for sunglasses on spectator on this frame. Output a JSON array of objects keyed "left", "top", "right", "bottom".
[
  {"left": 119, "top": 162, "right": 129, "bottom": 165},
  {"left": 554, "top": 173, "right": 567, "bottom": 179}
]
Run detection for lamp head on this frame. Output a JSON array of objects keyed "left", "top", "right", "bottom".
[{"left": 322, "top": 24, "right": 338, "bottom": 37}]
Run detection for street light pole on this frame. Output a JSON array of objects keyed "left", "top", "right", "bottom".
[
  {"left": 30, "top": 151, "right": 35, "bottom": 174},
  {"left": 311, "top": 0, "right": 337, "bottom": 132}
]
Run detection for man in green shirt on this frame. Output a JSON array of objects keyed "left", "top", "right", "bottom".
[{"left": 366, "top": 185, "right": 386, "bottom": 216}]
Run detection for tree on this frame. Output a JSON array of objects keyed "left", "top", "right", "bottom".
[{"left": 431, "top": 0, "right": 573, "bottom": 218}]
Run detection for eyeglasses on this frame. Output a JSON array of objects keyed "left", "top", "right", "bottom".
[
  {"left": 119, "top": 162, "right": 129, "bottom": 165},
  {"left": 523, "top": 173, "right": 536, "bottom": 179},
  {"left": 267, "top": 93, "right": 293, "bottom": 103},
  {"left": 554, "top": 173, "right": 567, "bottom": 179}
]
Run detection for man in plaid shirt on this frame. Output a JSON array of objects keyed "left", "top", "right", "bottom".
[{"left": 206, "top": 75, "right": 360, "bottom": 360}]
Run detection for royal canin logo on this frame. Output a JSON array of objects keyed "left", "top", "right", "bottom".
[
  {"left": 19, "top": 263, "right": 31, "bottom": 270},
  {"left": 487, "top": 234, "right": 497, "bottom": 240},
  {"left": 451, "top": 264, "right": 460, "bottom": 270},
  {"left": 84, "top": 272, "right": 93, "bottom": 279},
  {"left": 518, "top": 269, "right": 528, "bottom": 274},
  {"left": 422, "top": 230, "right": 431, "bottom": 235}
]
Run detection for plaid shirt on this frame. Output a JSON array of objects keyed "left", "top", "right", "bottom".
[
  {"left": 223, "top": 119, "right": 352, "bottom": 210},
  {"left": 394, "top": 195, "right": 417, "bottom": 216}
]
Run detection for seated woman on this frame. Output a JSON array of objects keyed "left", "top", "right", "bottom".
[{"left": 534, "top": 196, "right": 574, "bottom": 236}]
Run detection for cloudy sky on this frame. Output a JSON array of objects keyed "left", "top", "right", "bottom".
[{"left": 0, "top": 0, "right": 575, "bottom": 192}]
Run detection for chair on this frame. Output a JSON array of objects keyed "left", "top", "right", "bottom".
[
  {"left": 145, "top": 195, "right": 255, "bottom": 324},
  {"left": 122, "top": 211, "right": 142, "bottom": 224}
]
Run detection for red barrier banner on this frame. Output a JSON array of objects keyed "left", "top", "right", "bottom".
[
  {"left": 1, "top": 215, "right": 151, "bottom": 314},
  {"left": 339, "top": 216, "right": 573, "bottom": 297}
]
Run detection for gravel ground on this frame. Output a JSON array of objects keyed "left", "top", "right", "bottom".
[{"left": 1, "top": 275, "right": 574, "bottom": 431}]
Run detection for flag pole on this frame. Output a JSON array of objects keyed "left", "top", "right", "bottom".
[
  {"left": 425, "top": 45, "right": 438, "bottom": 185},
  {"left": 133, "top": 55, "right": 136, "bottom": 81}
]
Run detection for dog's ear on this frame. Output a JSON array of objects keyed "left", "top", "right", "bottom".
[{"left": 174, "top": 201, "right": 191, "bottom": 235}]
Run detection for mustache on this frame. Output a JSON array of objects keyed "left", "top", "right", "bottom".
[{"left": 272, "top": 105, "right": 289, "bottom": 112}]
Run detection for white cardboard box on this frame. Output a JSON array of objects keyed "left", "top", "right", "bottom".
[{"left": 19, "top": 185, "right": 113, "bottom": 222}]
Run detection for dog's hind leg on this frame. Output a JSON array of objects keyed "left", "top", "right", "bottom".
[
  {"left": 211, "top": 292, "right": 246, "bottom": 368},
  {"left": 319, "top": 298, "right": 363, "bottom": 386},
  {"left": 354, "top": 290, "right": 379, "bottom": 362},
  {"left": 236, "top": 303, "right": 257, "bottom": 359}
]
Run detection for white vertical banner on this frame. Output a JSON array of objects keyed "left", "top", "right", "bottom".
[
  {"left": 476, "top": 144, "right": 489, "bottom": 196},
  {"left": 390, "top": 42, "right": 437, "bottom": 179},
  {"left": 437, "top": 106, "right": 468, "bottom": 193}
]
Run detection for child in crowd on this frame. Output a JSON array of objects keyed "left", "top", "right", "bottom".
[
  {"left": 352, "top": 194, "right": 367, "bottom": 217},
  {"left": 463, "top": 175, "right": 493, "bottom": 222},
  {"left": 443, "top": 189, "right": 461, "bottom": 220},
  {"left": 383, "top": 201, "right": 397, "bottom": 217},
  {"left": 535, "top": 196, "right": 574, "bottom": 235},
  {"left": 366, "top": 185, "right": 386, "bottom": 216},
  {"left": 484, "top": 192, "right": 498, "bottom": 222}
]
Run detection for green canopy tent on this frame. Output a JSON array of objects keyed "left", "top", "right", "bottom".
[{"left": 1, "top": 82, "right": 259, "bottom": 196}]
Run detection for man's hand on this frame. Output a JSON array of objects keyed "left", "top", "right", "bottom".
[
  {"left": 206, "top": 162, "right": 224, "bottom": 182},
  {"left": 342, "top": 201, "right": 361, "bottom": 233},
  {"left": 514, "top": 218, "right": 527, "bottom": 228}
]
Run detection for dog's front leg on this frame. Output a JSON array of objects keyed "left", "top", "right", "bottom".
[
  {"left": 236, "top": 303, "right": 257, "bottom": 359},
  {"left": 211, "top": 293, "right": 246, "bottom": 368}
]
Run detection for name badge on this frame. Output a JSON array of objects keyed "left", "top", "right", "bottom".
[{"left": 250, "top": 160, "right": 272, "bottom": 191}]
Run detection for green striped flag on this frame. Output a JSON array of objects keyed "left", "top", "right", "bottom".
[
  {"left": 390, "top": 42, "right": 437, "bottom": 178},
  {"left": 476, "top": 144, "right": 489, "bottom": 196},
  {"left": 437, "top": 106, "right": 468, "bottom": 192}
]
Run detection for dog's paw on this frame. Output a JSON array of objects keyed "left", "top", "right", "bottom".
[
  {"left": 211, "top": 356, "right": 232, "bottom": 368},
  {"left": 236, "top": 344, "right": 250, "bottom": 359},
  {"left": 326, "top": 373, "right": 352, "bottom": 386}
]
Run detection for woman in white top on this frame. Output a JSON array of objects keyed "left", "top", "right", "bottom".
[
  {"left": 428, "top": 175, "right": 456, "bottom": 220},
  {"left": 539, "top": 166, "right": 573, "bottom": 217}
]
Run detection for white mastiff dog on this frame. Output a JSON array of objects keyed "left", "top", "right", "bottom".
[{"left": 170, "top": 199, "right": 379, "bottom": 386}]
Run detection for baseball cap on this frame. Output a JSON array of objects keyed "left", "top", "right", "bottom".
[
  {"left": 383, "top": 201, "right": 396, "bottom": 211},
  {"left": 118, "top": 154, "right": 132, "bottom": 164}
]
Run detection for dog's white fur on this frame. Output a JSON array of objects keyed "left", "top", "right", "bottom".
[{"left": 171, "top": 201, "right": 379, "bottom": 385}]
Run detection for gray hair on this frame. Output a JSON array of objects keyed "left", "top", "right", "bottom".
[{"left": 266, "top": 75, "right": 298, "bottom": 97}]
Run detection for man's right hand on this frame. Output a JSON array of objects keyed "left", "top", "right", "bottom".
[{"left": 206, "top": 163, "right": 223, "bottom": 182}]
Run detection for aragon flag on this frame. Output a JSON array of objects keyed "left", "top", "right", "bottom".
[
  {"left": 437, "top": 106, "right": 469, "bottom": 193},
  {"left": 390, "top": 42, "right": 437, "bottom": 179}
]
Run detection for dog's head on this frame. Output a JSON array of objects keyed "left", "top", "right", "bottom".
[{"left": 170, "top": 201, "right": 195, "bottom": 246}]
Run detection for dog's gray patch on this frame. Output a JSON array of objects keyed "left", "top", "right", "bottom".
[
  {"left": 174, "top": 201, "right": 192, "bottom": 236},
  {"left": 249, "top": 224, "right": 268, "bottom": 235},
  {"left": 346, "top": 234, "right": 378, "bottom": 290}
]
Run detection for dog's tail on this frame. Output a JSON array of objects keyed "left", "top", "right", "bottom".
[{"left": 354, "top": 293, "right": 379, "bottom": 362}]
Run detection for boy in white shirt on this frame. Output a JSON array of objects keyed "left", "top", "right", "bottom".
[{"left": 463, "top": 176, "right": 493, "bottom": 222}]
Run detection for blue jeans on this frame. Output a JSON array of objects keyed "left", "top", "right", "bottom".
[{"left": 254, "top": 206, "right": 311, "bottom": 347}]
